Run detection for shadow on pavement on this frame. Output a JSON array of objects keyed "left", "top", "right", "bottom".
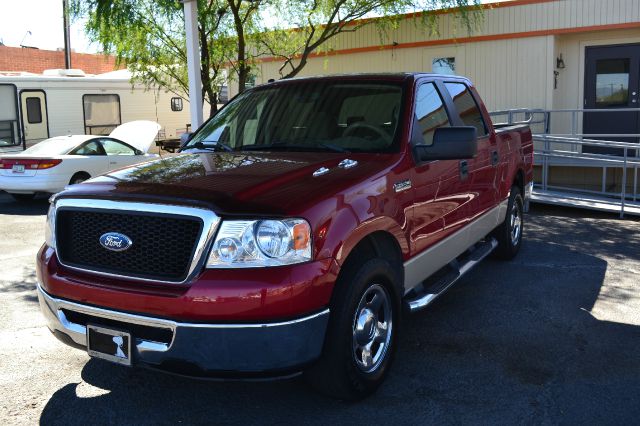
[
  {"left": 0, "top": 266, "right": 39, "bottom": 304},
  {"left": 0, "top": 191, "right": 49, "bottom": 216},
  {"left": 39, "top": 219, "right": 640, "bottom": 424}
]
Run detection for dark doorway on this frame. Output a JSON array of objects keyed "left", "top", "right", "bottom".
[{"left": 583, "top": 43, "right": 640, "bottom": 156}]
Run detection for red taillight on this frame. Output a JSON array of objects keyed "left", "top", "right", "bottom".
[{"left": 0, "top": 158, "right": 63, "bottom": 169}]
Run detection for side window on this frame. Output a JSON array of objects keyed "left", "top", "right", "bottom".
[
  {"left": 444, "top": 82, "right": 488, "bottom": 136},
  {"left": 100, "top": 139, "right": 136, "bottom": 155},
  {"left": 26, "top": 97, "right": 42, "bottom": 124},
  {"left": 414, "top": 83, "right": 450, "bottom": 146},
  {"left": 71, "top": 140, "right": 104, "bottom": 156}
]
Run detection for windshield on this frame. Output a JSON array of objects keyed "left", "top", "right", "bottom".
[
  {"left": 23, "top": 138, "right": 80, "bottom": 155},
  {"left": 184, "top": 81, "right": 404, "bottom": 153}
]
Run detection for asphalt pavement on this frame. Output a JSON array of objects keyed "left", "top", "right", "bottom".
[{"left": 1, "top": 191, "right": 639, "bottom": 425}]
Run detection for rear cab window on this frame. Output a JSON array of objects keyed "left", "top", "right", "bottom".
[{"left": 444, "top": 82, "right": 488, "bottom": 137}]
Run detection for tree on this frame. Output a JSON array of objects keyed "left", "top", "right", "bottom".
[
  {"left": 71, "top": 0, "right": 234, "bottom": 116},
  {"left": 226, "top": 0, "right": 267, "bottom": 93},
  {"left": 73, "top": 0, "right": 482, "bottom": 105},
  {"left": 258, "top": 0, "right": 482, "bottom": 80}
]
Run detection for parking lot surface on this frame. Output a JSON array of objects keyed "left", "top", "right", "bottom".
[{"left": 1, "top": 191, "right": 639, "bottom": 425}]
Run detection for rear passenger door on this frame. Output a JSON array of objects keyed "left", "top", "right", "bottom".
[{"left": 443, "top": 82, "right": 497, "bottom": 220}]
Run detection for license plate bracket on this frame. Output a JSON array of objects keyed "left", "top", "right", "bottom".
[{"left": 87, "top": 324, "right": 132, "bottom": 366}]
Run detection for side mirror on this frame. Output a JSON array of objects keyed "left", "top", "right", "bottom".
[
  {"left": 413, "top": 126, "right": 478, "bottom": 162},
  {"left": 180, "top": 132, "right": 193, "bottom": 145}
]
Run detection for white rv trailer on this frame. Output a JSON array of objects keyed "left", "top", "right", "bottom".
[{"left": 0, "top": 69, "right": 197, "bottom": 151}]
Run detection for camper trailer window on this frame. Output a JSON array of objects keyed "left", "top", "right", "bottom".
[
  {"left": 171, "top": 97, "right": 183, "bottom": 112},
  {"left": 83, "top": 94, "right": 121, "bottom": 135},
  {"left": 26, "top": 97, "right": 42, "bottom": 124}
]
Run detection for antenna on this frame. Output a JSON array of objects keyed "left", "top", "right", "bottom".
[{"left": 20, "top": 30, "right": 33, "bottom": 48}]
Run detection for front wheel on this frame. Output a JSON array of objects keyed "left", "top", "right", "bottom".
[
  {"left": 305, "top": 258, "right": 401, "bottom": 400},
  {"left": 493, "top": 186, "right": 524, "bottom": 260}
]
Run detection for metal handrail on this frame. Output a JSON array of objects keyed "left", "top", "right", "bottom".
[{"left": 490, "top": 107, "right": 640, "bottom": 217}]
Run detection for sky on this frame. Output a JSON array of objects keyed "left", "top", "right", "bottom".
[
  {"left": 0, "top": 0, "right": 94, "bottom": 53},
  {"left": 0, "top": 0, "right": 509, "bottom": 54}
]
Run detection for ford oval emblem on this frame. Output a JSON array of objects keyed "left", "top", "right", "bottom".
[{"left": 99, "top": 232, "right": 133, "bottom": 252}]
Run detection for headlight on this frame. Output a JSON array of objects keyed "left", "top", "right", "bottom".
[
  {"left": 207, "top": 219, "right": 311, "bottom": 268},
  {"left": 45, "top": 200, "right": 56, "bottom": 250}
]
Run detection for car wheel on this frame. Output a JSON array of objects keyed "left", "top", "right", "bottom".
[
  {"left": 69, "top": 173, "right": 90, "bottom": 185},
  {"left": 493, "top": 185, "right": 524, "bottom": 260},
  {"left": 10, "top": 193, "right": 36, "bottom": 202},
  {"left": 305, "top": 258, "right": 401, "bottom": 400}
]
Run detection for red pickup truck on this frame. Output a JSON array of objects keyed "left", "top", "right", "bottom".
[{"left": 37, "top": 73, "right": 533, "bottom": 399}]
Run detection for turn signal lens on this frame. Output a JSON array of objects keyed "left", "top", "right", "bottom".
[{"left": 293, "top": 222, "right": 311, "bottom": 250}]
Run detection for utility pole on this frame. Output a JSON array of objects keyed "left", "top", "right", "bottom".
[
  {"left": 181, "top": 0, "right": 203, "bottom": 129},
  {"left": 62, "top": 0, "right": 72, "bottom": 69}
]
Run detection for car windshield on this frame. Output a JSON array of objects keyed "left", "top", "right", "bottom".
[
  {"left": 184, "top": 81, "right": 405, "bottom": 153},
  {"left": 23, "top": 138, "right": 80, "bottom": 155}
]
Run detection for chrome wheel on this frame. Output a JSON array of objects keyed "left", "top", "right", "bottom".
[
  {"left": 352, "top": 284, "right": 393, "bottom": 373},
  {"left": 510, "top": 199, "right": 522, "bottom": 245}
]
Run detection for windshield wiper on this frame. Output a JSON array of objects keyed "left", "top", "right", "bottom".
[
  {"left": 183, "top": 141, "right": 233, "bottom": 152},
  {"left": 241, "top": 142, "right": 348, "bottom": 153}
]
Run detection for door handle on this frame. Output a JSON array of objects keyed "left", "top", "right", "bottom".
[
  {"left": 459, "top": 160, "right": 469, "bottom": 180},
  {"left": 491, "top": 150, "right": 499, "bottom": 166},
  {"left": 110, "top": 161, "right": 117, "bottom": 165}
]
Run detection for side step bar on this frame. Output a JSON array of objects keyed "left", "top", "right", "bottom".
[{"left": 405, "top": 238, "right": 498, "bottom": 312}]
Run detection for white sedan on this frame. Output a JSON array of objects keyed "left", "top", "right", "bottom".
[{"left": 0, "top": 121, "right": 160, "bottom": 201}]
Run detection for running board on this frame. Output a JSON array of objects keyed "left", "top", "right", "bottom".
[{"left": 405, "top": 238, "right": 498, "bottom": 312}]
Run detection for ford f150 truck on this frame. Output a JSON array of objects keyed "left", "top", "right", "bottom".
[{"left": 37, "top": 73, "right": 533, "bottom": 400}]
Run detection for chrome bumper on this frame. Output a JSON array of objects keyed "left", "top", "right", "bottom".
[{"left": 37, "top": 284, "right": 329, "bottom": 376}]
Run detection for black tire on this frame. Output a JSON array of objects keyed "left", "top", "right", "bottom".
[
  {"left": 305, "top": 258, "right": 402, "bottom": 400},
  {"left": 493, "top": 186, "right": 524, "bottom": 260},
  {"left": 10, "top": 193, "right": 36, "bottom": 202},
  {"left": 69, "top": 172, "right": 90, "bottom": 185}
]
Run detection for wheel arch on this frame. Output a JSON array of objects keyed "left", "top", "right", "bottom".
[
  {"left": 69, "top": 171, "right": 91, "bottom": 185},
  {"left": 336, "top": 228, "right": 406, "bottom": 295}
]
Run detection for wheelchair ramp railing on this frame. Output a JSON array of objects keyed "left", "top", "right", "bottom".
[{"left": 490, "top": 108, "right": 640, "bottom": 218}]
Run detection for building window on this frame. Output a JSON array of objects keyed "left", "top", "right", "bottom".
[
  {"left": 432, "top": 57, "right": 456, "bottom": 75},
  {"left": 26, "top": 97, "right": 42, "bottom": 124},
  {"left": 445, "top": 82, "right": 488, "bottom": 136},
  {"left": 414, "top": 83, "right": 450, "bottom": 146},
  {"left": 595, "top": 59, "right": 630, "bottom": 106},
  {"left": 83, "top": 94, "right": 121, "bottom": 135},
  {"left": 171, "top": 97, "right": 183, "bottom": 112}
]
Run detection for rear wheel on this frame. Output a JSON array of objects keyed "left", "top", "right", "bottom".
[
  {"left": 305, "top": 258, "right": 401, "bottom": 400},
  {"left": 494, "top": 185, "right": 524, "bottom": 260},
  {"left": 10, "top": 193, "right": 36, "bottom": 202},
  {"left": 69, "top": 172, "right": 90, "bottom": 185}
]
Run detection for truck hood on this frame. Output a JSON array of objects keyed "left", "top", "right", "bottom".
[{"left": 68, "top": 151, "right": 398, "bottom": 215}]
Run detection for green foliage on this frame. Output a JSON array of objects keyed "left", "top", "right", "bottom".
[
  {"left": 71, "top": 0, "right": 234, "bottom": 115},
  {"left": 72, "top": 0, "right": 483, "bottom": 104},
  {"left": 259, "top": 0, "right": 482, "bottom": 79}
]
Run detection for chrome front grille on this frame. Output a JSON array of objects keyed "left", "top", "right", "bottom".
[{"left": 53, "top": 199, "right": 220, "bottom": 284}]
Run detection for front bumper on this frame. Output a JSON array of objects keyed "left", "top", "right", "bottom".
[{"left": 37, "top": 283, "right": 329, "bottom": 377}]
